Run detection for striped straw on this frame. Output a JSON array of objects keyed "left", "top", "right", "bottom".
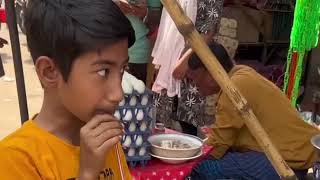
[{"left": 116, "top": 143, "right": 125, "bottom": 180}]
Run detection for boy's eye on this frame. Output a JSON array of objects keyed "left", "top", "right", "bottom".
[
  {"left": 97, "top": 69, "right": 109, "bottom": 77},
  {"left": 121, "top": 65, "right": 129, "bottom": 74}
]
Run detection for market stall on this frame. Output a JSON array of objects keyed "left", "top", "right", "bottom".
[{"left": 3, "top": 0, "right": 319, "bottom": 179}]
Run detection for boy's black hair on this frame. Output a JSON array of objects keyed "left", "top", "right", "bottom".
[
  {"left": 25, "top": 0, "right": 135, "bottom": 81},
  {"left": 188, "top": 42, "right": 234, "bottom": 73}
]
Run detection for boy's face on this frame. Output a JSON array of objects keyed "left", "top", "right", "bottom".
[
  {"left": 53, "top": 40, "right": 128, "bottom": 122},
  {"left": 187, "top": 67, "right": 221, "bottom": 96}
]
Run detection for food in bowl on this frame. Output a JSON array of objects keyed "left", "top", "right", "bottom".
[
  {"left": 148, "top": 133, "right": 203, "bottom": 158},
  {"left": 160, "top": 139, "right": 194, "bottom": 149}
]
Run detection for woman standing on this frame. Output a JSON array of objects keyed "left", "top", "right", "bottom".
[
  {"left": 152, "top": 0, "right": 224, "bottom": 135},
  {"left": 116, "top": 0, "right": 151, "bottom": 83}
]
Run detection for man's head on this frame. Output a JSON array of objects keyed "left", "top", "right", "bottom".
[
  {"left": 187, "top": 42, "right": 234, "bottom": 96},
  {"left": 25, "top": 0, "right": 135, "bottom": 122}
]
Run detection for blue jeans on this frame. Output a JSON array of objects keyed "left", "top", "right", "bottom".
[{"left": 188, "top": 151, "right": 307, "bottom": 180}]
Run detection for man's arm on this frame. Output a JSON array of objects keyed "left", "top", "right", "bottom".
[
  {"left": 172, "top": 33, "right": 214, "bottom": 80},
  {"left": 172, "top": 48, "right": 193, "bottom": 80},
  {"left": 207, "top": 92, "right": 244, "bottom": 159}
]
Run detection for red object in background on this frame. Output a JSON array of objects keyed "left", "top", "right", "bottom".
[
  {"left": 152, "top": 123, "right": 165, "bottom": 134},
  {"left": 286, "top": 52, "right": 299, "bottom": 99},
  {"left": 147, "top": 27, "right": 158, "bottom": 41},
  {"left": 200, "top": 126, "right": 212, "bottom": 136},
  {"left": 0, "top": 8, "right": 6, "bottom": 23}
]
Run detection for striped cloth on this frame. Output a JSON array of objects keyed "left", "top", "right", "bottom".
[{"left": 188, "top": 151, "right": 280, "bottom": 180}]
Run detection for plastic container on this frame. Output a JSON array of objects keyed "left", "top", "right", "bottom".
[{"left": 117, "top": 89, "right": 154, "bottom": 167}]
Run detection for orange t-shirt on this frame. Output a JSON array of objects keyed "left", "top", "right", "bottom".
[{"left": 0, "top": 120, "right": 131, "bottom": 180}]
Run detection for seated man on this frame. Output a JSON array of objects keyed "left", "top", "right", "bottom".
[{"left": 187, "top": 42, "right": 319, "bottom": 180}]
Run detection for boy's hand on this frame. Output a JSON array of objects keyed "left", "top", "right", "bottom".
[{"left": 78, "top": 115, "right": 124, "bottom": 180}]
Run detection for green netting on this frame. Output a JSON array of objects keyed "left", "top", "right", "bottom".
[{"left": 283, "top": 0, "right": 320, "bottom": 106}]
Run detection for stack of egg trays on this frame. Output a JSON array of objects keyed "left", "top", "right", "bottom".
[{"left": 117, "top": 89, "right": 154, "bottom": 167}]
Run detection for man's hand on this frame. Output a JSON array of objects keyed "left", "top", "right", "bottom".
[
  {"left": 172, "top": 48, "right": 193, "bottom": 80},
  {"left": 129, "top": 3, "right": 147, "bottom": 19},
  {"left": 118, "top": 0, "right": 147, "bottom": 19},
  {"left": 172, "top": 61, "right": 188, "bottom": 80},
  {"left": 78, "top": 115, "right": 124, "bottom": 180},
  {"left": 118, "top": 0, "right": 132, "bottom": 14}
]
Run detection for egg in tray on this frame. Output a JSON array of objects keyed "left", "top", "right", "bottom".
[{"left": 115, "top": 72, "right": 154, "bottom": 167}]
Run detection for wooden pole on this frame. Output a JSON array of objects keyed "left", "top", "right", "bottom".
[
  {"left": 5, "top": 0, "right": 29, "bottom": 123},
  {"left": 160, "top": 0, "right": 297, "bottom": 179}
]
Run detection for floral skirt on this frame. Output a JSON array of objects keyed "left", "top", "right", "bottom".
[{"left": 154, "top": 79, "right": 213, "bottom": 128}]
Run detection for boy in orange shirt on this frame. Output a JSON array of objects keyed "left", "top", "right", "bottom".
[{"left": 0, "top": 0, "right": 134, "bottom": 179}]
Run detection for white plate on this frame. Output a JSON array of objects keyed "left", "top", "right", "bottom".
[
  {"left": 150, "top": 150, "right": 203, "bottom": 164},
  {"left": 148, "top": 133, "right": 203, "bottom": 158}
]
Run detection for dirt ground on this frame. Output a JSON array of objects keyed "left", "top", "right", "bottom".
[{"left": 0, "top": 24, "right": 42, "bottom": 139}]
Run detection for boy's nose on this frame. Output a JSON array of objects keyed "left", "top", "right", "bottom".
[{"left": 108, "top": 76, "right": 124, "bottom": 105}]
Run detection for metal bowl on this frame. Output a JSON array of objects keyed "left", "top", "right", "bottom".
[
  {"left": 148, "top": 133, "right": 203, "bottom": 158},
  {"left": 311, "top": 134, "right": 320, "bottom": 158},
  {"left": 150, "top": 150, "right": 203, "bottom": 164}
]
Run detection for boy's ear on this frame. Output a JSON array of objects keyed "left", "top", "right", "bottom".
[{"left": 35, "top": 56, "right": 63, "bottom": 88}]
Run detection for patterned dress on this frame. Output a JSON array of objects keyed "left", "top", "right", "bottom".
[
  {"left": 154, "top": 0, "right": 224, "bottom": 128},
  {"left": 195, "top": 0, "right": 224, "bottom": 34}
]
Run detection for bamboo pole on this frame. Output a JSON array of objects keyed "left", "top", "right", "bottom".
[{"left": 160, "top": 0, "right": 297, "bottom": 179}]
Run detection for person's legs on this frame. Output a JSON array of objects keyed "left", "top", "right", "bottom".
[
  {"left": 128, "top": 63, "right": 148, "bottom": 83},
  {"left": 0, "top": 55, "right": 4, "bottom": 77},
  {"left": 189, "top": 151, "right": 280, "bottom": 180},
  {"left": 153, "top": 90, "right": 176, "bottom": 129},
  {"left": 293, "top": 169, "right": 307, "bottom": 180},
  {"left": 176, "top": 79, "right": 207, "bottom": 135}
]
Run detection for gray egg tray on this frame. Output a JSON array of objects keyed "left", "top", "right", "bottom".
[
  {"left": 117, "top": 89, "right": 154, "bottom": 167},
  {"left": 120, "top": 89, "right": 153, "bottom": 108}
]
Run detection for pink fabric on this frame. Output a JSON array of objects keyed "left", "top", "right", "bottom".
[
  {"left": 151, "top": 0, "right": 197, "bottom": 97},
  {"left": 130, "top": 145, "right": 213, "bottom": 180}
]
